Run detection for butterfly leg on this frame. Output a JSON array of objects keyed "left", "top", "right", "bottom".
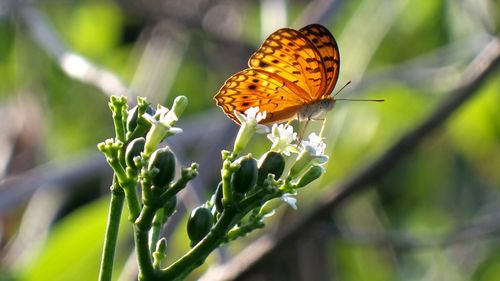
[
  {"left": 306, "top": 117, "right": 328, "bottom": 139},
  {"left": 294, "top": 112, "right": 304, "bottom": 143},
  {"left": 319, "top": 117, "right": 327, "bottom": 138},
  {"left": 298, "top": 118, "right": 311, "bottom": 144}
]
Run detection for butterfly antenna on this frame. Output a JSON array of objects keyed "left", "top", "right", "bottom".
[
  {"left": 335, "top": 98, "right": 385, "bottom": 102},
  {"left": 333, "top": 81, "right": 384, "bottom": 102},
  {"left": 332, "top": 81, "right": 352, "bottom": 99}
]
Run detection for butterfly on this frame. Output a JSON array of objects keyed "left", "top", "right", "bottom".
[{"left": 214, "top": 24, "right": 340, "bottom": 125}]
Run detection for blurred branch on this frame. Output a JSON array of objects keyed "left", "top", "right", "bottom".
[
  {"left": 199, "top": 37, "right": 500, "bottom": 281},
  {"left": 0, "top": 152, "right": 105, "bottom": 213},
  {"left": 355, "top": 34, "right": 492, "bottom": 93},
  {"left": 0, "top": 111, "right": 232, "bottom": 212},
  {"left": 334, "top": 211, "right": 500, "bottom": 250},
  {"left": 12, "top": 0, "right": 132, "bottom": 97}
]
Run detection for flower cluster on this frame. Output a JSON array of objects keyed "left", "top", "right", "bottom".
[
  {"left": 229, "top": 106, "right": 328, "bottom": 213},
  {"left": 98, "top": 99, "right": 329, "bottom": 281}
]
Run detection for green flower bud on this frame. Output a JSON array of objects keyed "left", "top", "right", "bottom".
[
  {"left": 214, "top": 181, "right": 223, "bottom": 213},
  {"left": 296, "top": 165, "right": 325, "bottom": 188},
  {"left": 187, "top": 206, "right": 214, "bottom": 245},
  {"left": 154, "top": 237, "right": 167, "bottom": 255},
  {"left": 258, "top": 197, "right": 282, "bottom": 217},
  {"left": 125, "top": 137, "right": 145, "bottom": 169},
  {"left": 148, "top": 147, "right": 176, "bottom": 187},
  {"left": 289, "top": 150, "right": 314, "bottom": 178},
  {"left": 127, "top": 106, "right": 139, "bottom": 132},
  {"left": 172, "top": 95, "right": 188, "bottom": 119},
  {"left": 127, "top": 105, "right": 155, "bottom": 133},
  {"left": 231, "top": 156, "right": 258, "bottom": 194},
  {"left": 257, "top": 152, "right": 285, "bottom": 186},
  {"left": 153, "top": 237, "right": 167, "bottom": 269}
]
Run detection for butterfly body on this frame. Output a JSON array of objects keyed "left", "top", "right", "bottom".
[{"left": 215, "top": 24, "right": 340, "bottom": 125}]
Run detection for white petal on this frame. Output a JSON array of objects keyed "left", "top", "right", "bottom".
[
  {"left": 234, "top": 110, "right": 247, "bottom": 123},
  {"left": 255, "top": 124, "right": 270, "bottom": 134},
  {"left": 262, "top": 209, "right": 276, "bottom": 218},
  {"left": 313, "top": 155, "right": 329, "bottom": 164},
  {"left": 281, "top": 194, "right": 297, "bottom": 210},
  {"left": 169, "top": 127, "right": 183, "bottom": 135},
  {"left": 142, "top": 112, "right": 157, "bottom": 124},
  {"left": 244, "top": 106, "right": 259, "bottom": 119}
]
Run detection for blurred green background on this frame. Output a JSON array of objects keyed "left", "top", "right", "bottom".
[{"left": 0, "top": 0, "right": 498, "bottom": 280}]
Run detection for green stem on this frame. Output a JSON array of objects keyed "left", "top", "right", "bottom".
[
  {"left": 111, "top": 99, "right": 127, "bottom": 142},
  {"left": 134, "top": 225, "right": 157, "bottom": 280},
  {"left": 226, "top": 220, "right": 264, "bottom": 241},
  {"left": 136, "top": 205, "right": 156, "bottom": 231},
  {"left": 159, "top": 210, "right": 242, "bottom": 280},
  {"left": 135, "top": 205, "right": 163, "bottom": 279},
  {"left": 149, "top": 208, "right": 165, "bottom": 253},
  {"left": 158, "top": 189, "right": 278, "bottom": 280},
  {"left": 98, "top": 180, "right": 125, "bottom": 281},
  {"left": 122, "top": 180, "right": 141, "bottom": 221},
  {"left": 157, "top": 165, "right": 197, "bottom": 204},
  {"left": 221, "top": 160, "right": 233, "bottom": 207}
]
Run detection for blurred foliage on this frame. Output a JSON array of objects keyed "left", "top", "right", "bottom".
[
  {"left": 0, "top": 0, "right": 498, "bottom": 280},
  {"left": 18, "top": 197, "right": 132, "bottom": 281}
]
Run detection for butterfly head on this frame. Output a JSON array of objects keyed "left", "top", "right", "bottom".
[{"left": 299, "top": 97, "right": 335, "bottom": 120}]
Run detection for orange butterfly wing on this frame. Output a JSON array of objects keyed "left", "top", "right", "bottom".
[
  {"left": 214, "top": 24, "right": 340, "bottom": 124},
  {"left": 299, "top": 24, "right": 340, "bottom": 99},
  {"left": 215, "top": 69, "right": 308, "bottom": 124},
  {"left": 248, "top": 28, "right": 326, "bottom": 101}
]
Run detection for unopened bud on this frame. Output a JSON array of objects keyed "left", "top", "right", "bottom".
[
  {"left": 148, "top": 147, "right": 176, "bottom": 187},
  {"left": 126, "top": 105, "right": 155, "bottom": 136},
  {"left": 231, "top": 156, "right": 258, "bottom": 194},
  {"left": 152, "top": 238, "right": 167, "bottom": 269},
  {"left": 187, "top": 206, "right": 214, "bottom": 245},
  {"left": 125, "top": 137, "right": 145, "bottom": 169},
  {"left": 172, "top": 95, "right": 188, "bottom": 119},
  {"left": 257, "top": 152, "right": 285, "bottom": 186},
  {"left": 296, "top": 165, "right": 325, "bottom": 188},
  {"left": 289, "top": 150, "right": 314, "bottom": 178},
  {"left": 214, "top": 182, "right": 224, "bottom": 213}
]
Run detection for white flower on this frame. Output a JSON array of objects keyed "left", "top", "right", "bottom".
[
  {"left": 233, "top": 106, "right": 269, "bottom": 134},
  {"left": 289, "top": 132, "right": 328, "bottom": 178},
  {"left": 143, "top": 105, "right": 182, "bottom": 155},
  {"left": 267, "top": 124, "right": 299, "bottom": 156},
  {"left": 301, "top": 132, "right": 326, "bottom": 156},
  {"left": 233, "top": 107, "right": 270, "bottom": 154}
]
